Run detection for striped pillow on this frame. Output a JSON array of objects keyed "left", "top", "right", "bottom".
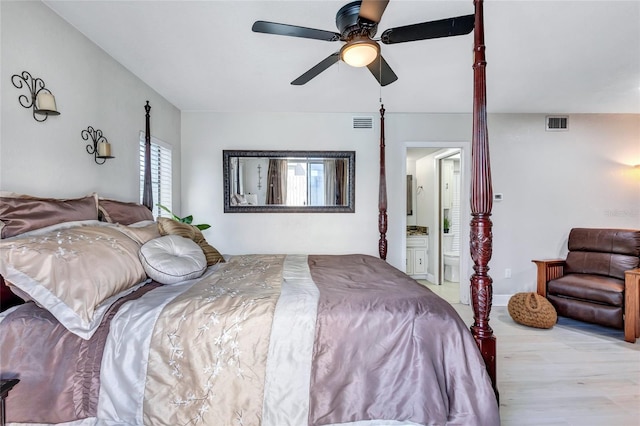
[{"left": 157, "top": 217, "right": 224, "bottom": 266}]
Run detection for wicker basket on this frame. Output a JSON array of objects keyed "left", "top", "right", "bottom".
[{"left": 508, "top": 292, "right": 557, "bottom": 329}]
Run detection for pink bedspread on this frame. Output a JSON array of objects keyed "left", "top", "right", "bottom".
[
  {"left": 0, "top": 283, "right": 159, "bottom": 424},
  {"left": 308, "top": 255, "right": 499, "bottom": 425}
]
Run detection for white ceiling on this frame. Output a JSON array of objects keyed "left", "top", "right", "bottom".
[{"left": 44, "top": 0, "right": 640, "bottom": 114}]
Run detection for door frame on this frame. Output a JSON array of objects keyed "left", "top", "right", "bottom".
[{"left": 404, "top": 141, "right": 471, "bottom": 304}]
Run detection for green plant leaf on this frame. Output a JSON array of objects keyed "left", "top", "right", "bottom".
[
  {"left": 157, "top": 204, "right": 209, "bottom": 230},
  {"left": 157, "top": 204, "right": 180, "bottom": 221}
]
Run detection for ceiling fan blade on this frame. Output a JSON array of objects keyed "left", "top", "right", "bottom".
[
  {"left": 366, "top": 55, "right": 398, "bottom": 86},
  {"left": 252, "top": 21, "right": 340, "bottom": 42},
  {"left": 291, "top": 53, "right": 341, "bottom": 85},
  {"left": 381, "top": 14, "right": 474, "bottom": 44},
  {"left": 358, "top": 0, "right": 389, "bottom": 24}
]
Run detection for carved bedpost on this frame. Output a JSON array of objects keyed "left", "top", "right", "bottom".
[
  {"left": 378, "top": 104, "right": 388, "bottom": 260},
  {"left": 142, "top": 101, "right": 153, "bottom": 211},
  {"left": 470, "top": 0, "right": 498, "bottom": 397}
]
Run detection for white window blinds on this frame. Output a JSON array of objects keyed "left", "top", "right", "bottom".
[{"left": 139, "top": 131, "right": 172, "bottom": 218}]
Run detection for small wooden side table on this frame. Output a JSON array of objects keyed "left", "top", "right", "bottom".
[{"left": 0, "top": 379, "right": 19, "bottom": 426}]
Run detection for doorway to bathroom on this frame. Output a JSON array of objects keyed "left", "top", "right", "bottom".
[
  {"left": 438, "top": 151, "right": 461, "bottom": 287},
  {"left": 405, "top": 143, "right": 470, "bottom": 304}
]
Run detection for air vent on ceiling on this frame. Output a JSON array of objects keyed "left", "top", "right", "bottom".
[
  {"left": 352, "top": 116, "right": 373, "bottom": 130},
  {"left": 546, "top": 115, "right": 569, "bottom": 131}
]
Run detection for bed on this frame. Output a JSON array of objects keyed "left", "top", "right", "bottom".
[
  {"left": 0, "top": 214, "right": 499, "bottom": 425},
  {"left": 1, "top": 1, "right": 499, "bottom": 424}
]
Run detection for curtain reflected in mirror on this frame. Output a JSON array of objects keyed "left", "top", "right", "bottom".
[
  {"left": 266, "top": 159, "right": 287, "bottom": 205},
  {"left": 223, "top": 150, "right": 355, "bottom": 213}
]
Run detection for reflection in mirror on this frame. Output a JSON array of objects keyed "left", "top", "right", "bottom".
[
  {"left": 407, "top": 175, "right": 413, "bottom": 216},
  {"left": 223, "top": 150, "right": 355, "bottom": 213}
]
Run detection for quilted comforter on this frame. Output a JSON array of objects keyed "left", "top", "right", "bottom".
[{"left": 0, "top": 254, "right": 499, "bottom": 425}]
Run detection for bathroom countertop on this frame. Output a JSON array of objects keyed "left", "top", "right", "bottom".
[{"left": 406, "top": 226, "right": 428, "bottom": 236}]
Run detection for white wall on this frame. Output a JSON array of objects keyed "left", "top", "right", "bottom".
[
  {"left": 182, "top": 112, "right": 475, "bottom": 270},
  {"left": 3, "top": 3, "right": 637, "bottom": 305},
  {"left": 487, "top": 114, "right": 640, "bottom": 303},
  {"left": 183, "top": 112, "right": 640, "bottom": 303},
  {"left": 181, "top": 112, "right": 380, "bottom": 258},
  {"left": 1, "top": 1, "right": 181, "bottom": 205}
]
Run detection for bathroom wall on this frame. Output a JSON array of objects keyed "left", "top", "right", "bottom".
[{"left": 416, "top": 154, "right": 435, "bottom": 277}]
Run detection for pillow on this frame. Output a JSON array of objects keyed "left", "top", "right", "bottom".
[
  {"left": 0, "top": 193, "right": 99, "bottom": 238},
  {"left": 0, "top": 224, "right": 147, "bottom": 339},
  {"left": 116, "top": 222, "right": 161, "bottom": 245},
  {"left": 139, "top": 235, "right": 207, "bottom": 285},
  {"left": 157, "top": 217, "right": 224, "bottom": 266},
  {"left": 98, "top": 199, "right": 154, "bottom": 225},
  {"left": 157, "top": 216, "right": 197, "bottom": 239}
]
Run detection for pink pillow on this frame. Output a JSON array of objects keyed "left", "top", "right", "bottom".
[
  {"left": 98, "top": 199, "right": 154, "bottom": 225},
  {"left": 0, "top": 193, "right": 99, "bottom": 238}
]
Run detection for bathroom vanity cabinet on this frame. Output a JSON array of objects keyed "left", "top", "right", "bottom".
[{"left": 406, "top": 235, "right": 428, "bottom": 279}]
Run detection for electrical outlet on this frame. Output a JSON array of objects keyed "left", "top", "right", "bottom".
[{"left": 505, "top": 268, "right": 512, "bottom": 278}]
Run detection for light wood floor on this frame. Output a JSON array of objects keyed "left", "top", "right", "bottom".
[{"left": 420, "top": 280, "right": 640, "bottom": 426}]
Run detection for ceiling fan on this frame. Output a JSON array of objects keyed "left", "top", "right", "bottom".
[{"left": 252, "top": 0, "right": 474, "bottom": 86}]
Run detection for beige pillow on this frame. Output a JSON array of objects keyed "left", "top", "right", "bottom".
[
  {"left": 157, "top": 216, "right": 196, "bottom": 239},
  {"left": 157, "top": 217, "right": 224, "bottom": 266},
  {"left": 116, "top": 222, "right": 161, "bottom": 245},
  {"left": 0, "top": 224, "right": 147, "bottom": 339}
]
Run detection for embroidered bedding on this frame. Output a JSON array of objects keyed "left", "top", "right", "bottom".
[{"left": 0, "top": 224, "right": 499, "bottom": 426}]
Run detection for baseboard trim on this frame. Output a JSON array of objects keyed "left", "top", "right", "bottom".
[
  {"left": 493, "top": 294, "right": 511, "bottom": 307},
  {"left": 410, "top": 274, "right": 427, "bottom": 280}
]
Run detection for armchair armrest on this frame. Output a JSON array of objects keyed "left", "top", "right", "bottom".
[
  {"left": 532, "top": 259, "right": 566, "bottom": 298},
  {"left": 624, "top": 268, "right": 640, "bottom": 343}
]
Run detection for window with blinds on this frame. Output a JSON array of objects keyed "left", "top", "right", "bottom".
[
  {"left": 139, "top": 132, "right": 172, "bottom": 218},
  {"left": 286, "top": 160, "right": 326, "bottom": 206}
]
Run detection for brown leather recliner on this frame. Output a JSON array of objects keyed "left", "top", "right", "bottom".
[{"left": 533, "top": 228, "right": 640, "bottom": 343}]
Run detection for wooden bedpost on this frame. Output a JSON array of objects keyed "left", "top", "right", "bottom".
[
  {"left": 378, "top": 104, "right": 388, "bottom": 260},
  {"left": 470, "top": 0, "right": 498, "bottom": 397},
  {"left": 142, "top": 101, "right": 153, "bottom": 211}
]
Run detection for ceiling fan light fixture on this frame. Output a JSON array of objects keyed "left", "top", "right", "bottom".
[{"left": 340, "top": 39, "right": 379, "bottom": 67}]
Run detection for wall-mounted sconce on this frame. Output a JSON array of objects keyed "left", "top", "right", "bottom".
[
  {"left": 11, "top": 71, "right": 60, "bottom": 122},
  {"left": 82, "top": 126, "right": 114, "bottom": 165}
]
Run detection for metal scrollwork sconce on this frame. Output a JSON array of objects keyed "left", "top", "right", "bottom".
[
  {"left": 82, "top": 126, "right": 114, "bottom": 165},
  {"left": 11, "top": 71, "right": 60, "bottom": 122}
]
